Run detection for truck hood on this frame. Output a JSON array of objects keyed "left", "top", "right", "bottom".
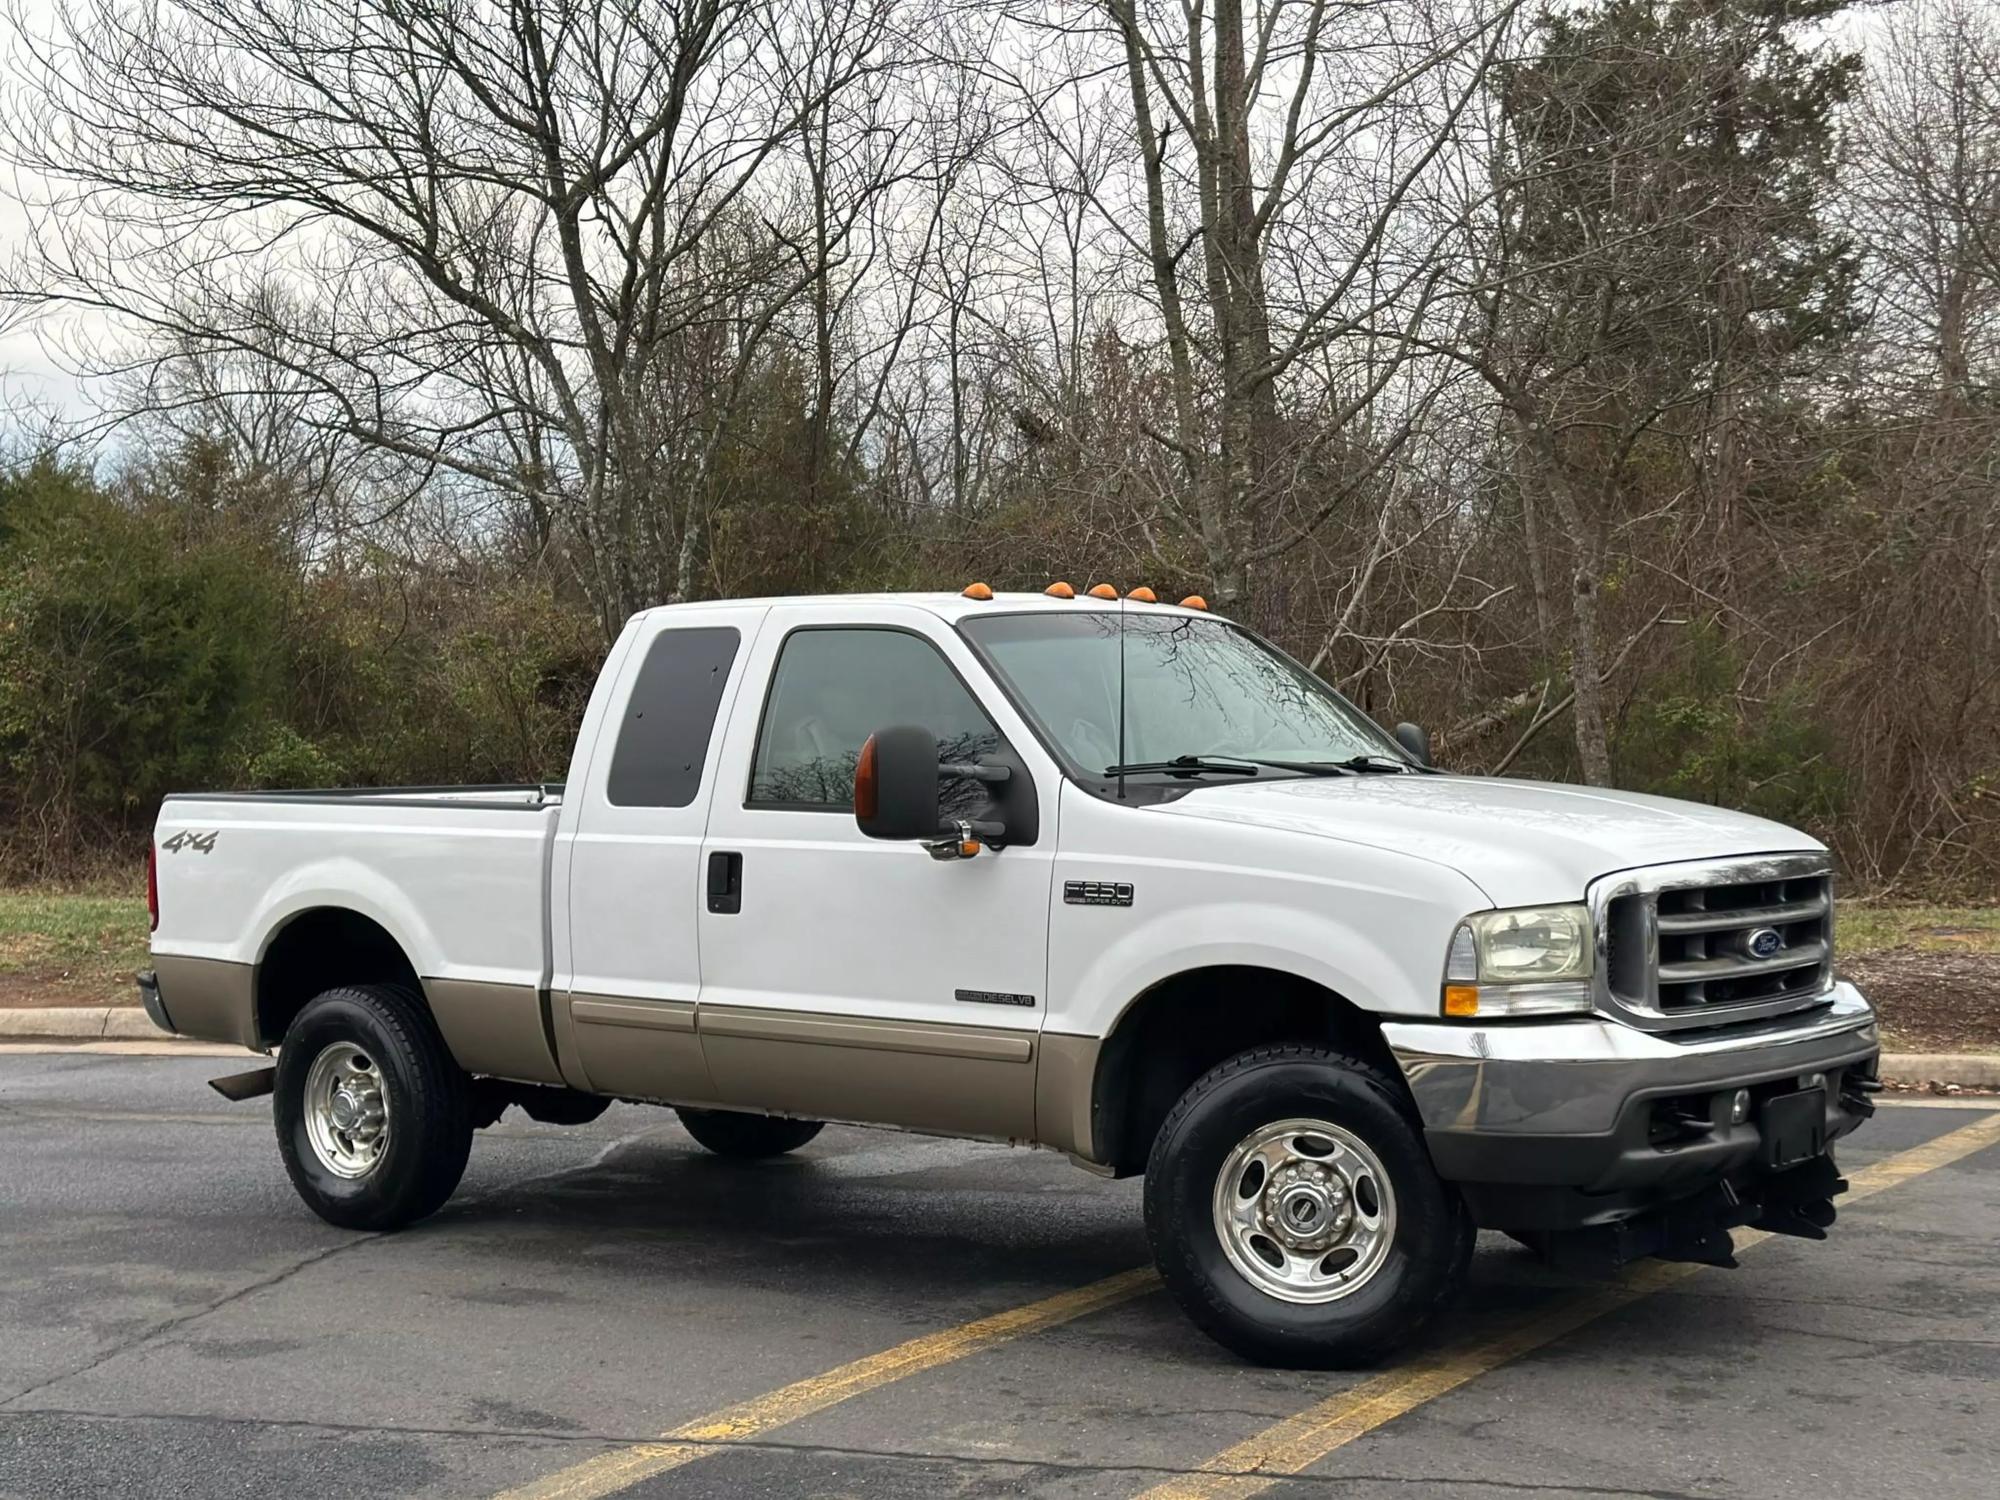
[{"left": 1146, "top": 773, "right": 1822, "bottom": 906}]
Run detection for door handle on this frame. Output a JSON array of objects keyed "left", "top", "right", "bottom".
[{"left": 706, "top": 851, "right": 743, "bottom": 914}]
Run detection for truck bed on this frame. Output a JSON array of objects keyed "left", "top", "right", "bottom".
[{"left": 150, "top": 785, "right": 564, "bottom": 996}]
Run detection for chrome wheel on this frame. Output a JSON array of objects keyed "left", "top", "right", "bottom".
[
  {"left": 1211, "top": 1117, "right": 1396, "bottom": 1303},
  {"left": 302, "top": 1041, "right": 390, "bottom": 1180}
]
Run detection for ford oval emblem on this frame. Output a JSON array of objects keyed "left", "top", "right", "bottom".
[{"left": 1747, "top": 926, "right": 1785, "bottom": 959}]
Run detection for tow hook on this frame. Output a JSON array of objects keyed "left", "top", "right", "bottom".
[{"left": 209, "top": 1066, "right": 277, "bottom": 1102}]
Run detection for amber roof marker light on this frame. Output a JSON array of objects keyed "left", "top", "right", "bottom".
[
  {"left": 1126, "top": 586, "right": 1157, "bottom": 603},
  {"left": 1087, "top": 583, "right": 1118, "bottom": 600},
  {"left": 1179, "top": 594, "right": 1209, "bottom": 611},
  {"left": 961, "top": 581, "right": 994, "bottom": 600},
  {"left": 1044, "top": 581, "right": 1076, "bottom": 598}
]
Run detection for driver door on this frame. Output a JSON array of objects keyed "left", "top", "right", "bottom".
[{"left": 694, "top": 604, "right": 1056, "bottom": 1140}]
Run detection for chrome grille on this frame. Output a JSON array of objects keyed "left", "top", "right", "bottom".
[{"left": 1593, "top": 854, "right": 1835, "bottom": 1031}]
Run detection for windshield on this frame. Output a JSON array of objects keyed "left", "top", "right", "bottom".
[{"left": 959, "top": 611, "right": 1409, "bottom": 779}]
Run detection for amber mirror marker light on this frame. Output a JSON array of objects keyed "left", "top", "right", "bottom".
[{"left": 853, "top": 734, "right": 879, "bottom": 819}]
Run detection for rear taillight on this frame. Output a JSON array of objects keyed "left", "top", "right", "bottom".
[{"left": 147, "top": 842, "right": 159, "bottom": 933}]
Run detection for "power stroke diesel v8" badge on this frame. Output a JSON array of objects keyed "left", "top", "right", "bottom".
[
  {"left": 1064, "top": 880, "right": 1134, "bottom": 907},
  {"left": 954, "top": 988, "right": 1037, "bottom": 1008}
]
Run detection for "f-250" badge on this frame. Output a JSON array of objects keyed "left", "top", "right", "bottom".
[{"left": 1064, "top": 880, "right": 1134, "bottom": 906}]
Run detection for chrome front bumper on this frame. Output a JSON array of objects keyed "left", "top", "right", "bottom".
[
  {"left": 1385, "top": 982, "right": 1876, "bottom": 1138},
  {"left": 1382, "top": 983, "right": 1879, "bottom": 1223}
]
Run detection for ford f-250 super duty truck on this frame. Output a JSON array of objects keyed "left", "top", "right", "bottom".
[{"left": 141, "top": 587, "right": 1880, "bottom": 1367}]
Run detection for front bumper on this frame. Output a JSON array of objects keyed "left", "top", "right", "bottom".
[{"left": 1383, "top": 982, "right": 1879, "bottom": 1230}]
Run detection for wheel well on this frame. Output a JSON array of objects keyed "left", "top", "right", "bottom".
[
  {"left": 255, "top": 908, "right": 423, "bottom": 1047},
  {"left": 1091, "top": 966, "right": 1404, "bottom": 1177}
]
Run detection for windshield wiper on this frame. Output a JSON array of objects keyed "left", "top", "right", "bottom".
[
  {"left": 1329, "top": 754, "right": 1418, "bottom": 774},
  {"left": 1205, "top": 756, "right": 1352, "bottom": 777},
  {"left": 1101, "top": 755, "right": 1261, "bottom": 778},
  {"left": 1102, "top": 754, "right": 1363, "bottom": 779},
  {"left": 1101, "top": 752, "right": 1420, "bottom": 779}
]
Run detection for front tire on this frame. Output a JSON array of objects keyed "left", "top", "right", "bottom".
[
  {"left": 274, "top": 984, "right": 472, "bottom": 1231},
  {"left": 1144, "top": 1044, "right": 1472, "bottom": 1368},
  {"left": 677, "top": 1107, "right": 824, "bottom": 1158}
]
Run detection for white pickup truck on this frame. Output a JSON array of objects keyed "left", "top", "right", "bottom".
[{"left": 143, "top": 588, "right": 1880, "bottom": 1366}]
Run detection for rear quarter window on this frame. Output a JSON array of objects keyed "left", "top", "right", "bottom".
[{"left": 605, "top": 626, "right": 741, "bottom": 807}]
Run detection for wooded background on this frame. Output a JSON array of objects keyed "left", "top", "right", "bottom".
[{"left": 0, "top": 0, "right": 1993, "bottom": 894}]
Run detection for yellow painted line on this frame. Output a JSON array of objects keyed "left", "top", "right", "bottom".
[
  {"left": 1137, "top": 1110, "right": 2000, "bottom": 1500},
  {"left": 493, "top": 1265, "right": 1157, "bottom": 1500}
]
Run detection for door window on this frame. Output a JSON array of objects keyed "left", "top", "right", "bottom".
[{"left": 749, "top": 629, "right": 1001, "bottom": 810}]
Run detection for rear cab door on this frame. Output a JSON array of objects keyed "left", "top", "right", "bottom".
[
  {"left": 551, "top": 604, "right": 768, "bottom": 1101},
  {"left": 693, "top": 600, "right": 1060, "bottom": 1141}
]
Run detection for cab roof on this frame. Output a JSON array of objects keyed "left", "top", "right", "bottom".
[{"left": 637, "top": 590, "right": 1224, "bottom": 625}]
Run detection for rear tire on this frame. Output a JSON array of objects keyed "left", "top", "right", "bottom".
[
  {"left": 677, "top": 1107, "right": 824, "bottom": 1158},
  {"left": 1143, "top": 1043, "right": 1472, "bottom": 1368},
  {"left": 274, "top": 984, "right": 472, "bottom": 1231}
]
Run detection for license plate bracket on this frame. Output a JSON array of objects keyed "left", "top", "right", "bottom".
[{"left": 1759, "top": 1087, "right": 1826, "bottom": 1170}]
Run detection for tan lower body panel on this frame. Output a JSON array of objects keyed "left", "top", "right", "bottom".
[
  {"left": 424, "top": 978, "right": 563, "bottom": 1086},
  {"left": 1034, "top": 1031, "right": 1103, "bottom": 1161},
  {"left": 563, "top": 995, "right": 716, "bottom": 1104},
  {"left": 697, "top": 1005, "right": 1037, "bottom": 1142},
  {"left": 150, "top": 954, "right": 259, "bottom": 1049}
]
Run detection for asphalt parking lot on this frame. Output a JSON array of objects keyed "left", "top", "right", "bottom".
[{"left": 2, "top": 1048, "right": 1996, "bottom": 1500}]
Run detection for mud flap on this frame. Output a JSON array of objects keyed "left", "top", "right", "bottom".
[{"left": 208, "top": 1066, "right": 277, "bottom": 1102}]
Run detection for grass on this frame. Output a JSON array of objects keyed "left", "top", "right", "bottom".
[
  {"left": 1836, "top": 903, "right": 2000, "bottom": 954},
  {"left": 0, "top": 888, "right": 151, "bottom": 1000}
]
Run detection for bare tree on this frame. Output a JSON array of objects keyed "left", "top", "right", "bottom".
[
  {"left": 1849, "top": 0, "right": 2000, "bottom": 407},
  {"left": 988, "top": 0, "right": 1521, "bottom": 608},
  {"left": 3, "top": 0, "right": 928, "bottom": 636}
]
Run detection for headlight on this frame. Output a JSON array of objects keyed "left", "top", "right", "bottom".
[{"left": 1442, "top": 904, "right": 1593, "bottom": 1017}]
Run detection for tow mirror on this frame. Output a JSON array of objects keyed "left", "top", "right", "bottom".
[
  {"left": 1393, "top": 721, "right": 1432, "bottom": 767},
  {"left": 855, "top": 725, "right": 1011, "bottom": 856},
  {"left": 855, "top": 725, "right": 944, "bottom": 841}
]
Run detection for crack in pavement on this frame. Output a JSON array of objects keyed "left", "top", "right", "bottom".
[
  {"left": 0, "top": 1123, "right": 670, "bottom": 1410},
  {"left": 0, "top": 1234, "right": 381, "bottom": 1411},
  {"left": 0, "top": 1408, "right": 1720, "bottom": 1497}
]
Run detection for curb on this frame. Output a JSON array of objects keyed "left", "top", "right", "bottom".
[
  {"left": 0, "top": 1006, "right": 166, "bottom": 1041},
  {"left": 1880, "top": 1052, "right": 2000, "bottom": 1089}
]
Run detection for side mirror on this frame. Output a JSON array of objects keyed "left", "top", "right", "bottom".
[
  {"left": 854, "top": 725, "right": 943, "bottom": 841},
  {"left": 1393, "top": 721, "right": 1432, "bottom": 768},
  {"left": 855, "top": 725, "right": 1013, "bottom": 853}
]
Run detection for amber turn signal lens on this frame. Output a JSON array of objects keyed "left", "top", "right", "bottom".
[
  {"left": 959, "top": 839, "right": 982, "bottom": 857},
  {"left": 1126, "top": 586, "right": 1157, "bottom": 602},
  {"left": 1044, "top": 581, "right": 1076, "bottom": 598},
  {"left": 1087, "top": 582, "right": 1118, "bottom": 599},
  {"left": 853, "top": 734, "right": 879, "bottom": 820},
  {"left": 1443, "top": 985, "right": 1480, "bottom": 1017},
  {"left": 961, "top": 581, "right": 994, "bottom": 600},
  {"left": 1178, "top": 594, "right": 1208, "bottom": 611}
]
